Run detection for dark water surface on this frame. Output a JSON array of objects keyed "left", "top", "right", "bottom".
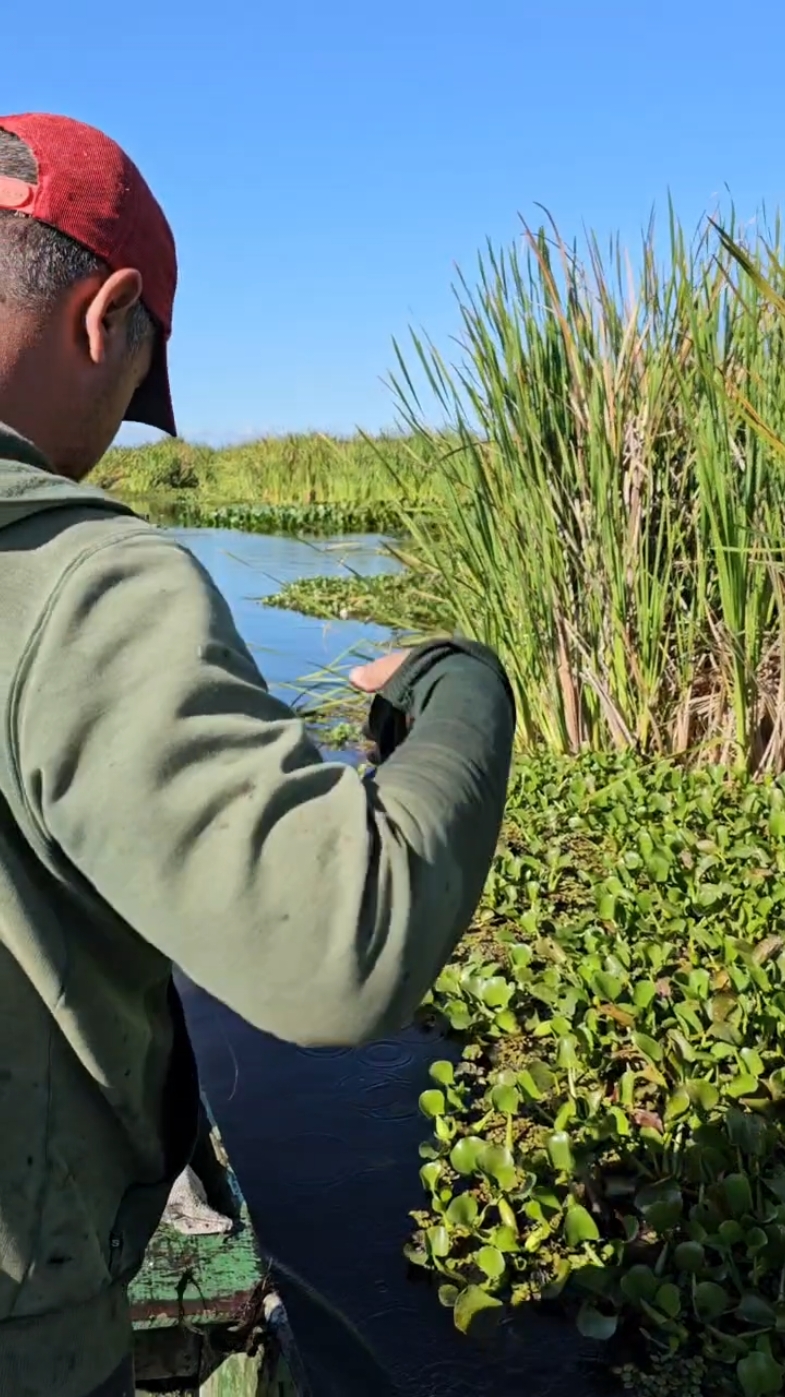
[{"left": 169, "top": 528, "right": 606, "bottom": 1397}]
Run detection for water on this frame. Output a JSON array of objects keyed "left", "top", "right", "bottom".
[
  {"left": 169, "top": 527, "right": 606, "bottom": 1397},
  {"left": 172, "top": 527, "right": 400, "bottom": 699}
]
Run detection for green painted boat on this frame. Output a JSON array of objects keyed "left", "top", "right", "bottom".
[{"left": 130, "top": 1098, "right": 311, "bottom": 1396}]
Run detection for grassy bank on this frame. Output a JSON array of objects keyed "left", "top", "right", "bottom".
[
  {"left": 89, "top": 431, "right": 440, "bottom": 503},
  {"left": 88, "top": 433, "right": 450, "bottom": 536}
]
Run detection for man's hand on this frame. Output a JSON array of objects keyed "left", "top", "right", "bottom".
[
  {"left": 350, "top": 651, "right": 411, "bottom": 764},
  {"left": 349, "top": 651, "right": 409, "bottom": 693}
]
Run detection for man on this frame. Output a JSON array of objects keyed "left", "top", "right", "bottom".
[{"left": 0, "top": 113, "right": 515, "bottom": 1397}]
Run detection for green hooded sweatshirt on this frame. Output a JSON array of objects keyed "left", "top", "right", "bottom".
[{"left": 0, "top": 424, "right": 515, "bottom": 1397}]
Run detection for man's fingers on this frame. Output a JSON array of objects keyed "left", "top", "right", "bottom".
[{"left": 349, "top": 650, "right": 409, "bottom": 694}]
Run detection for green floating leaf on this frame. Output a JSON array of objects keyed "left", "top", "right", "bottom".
[
  {"left": 693, "top": 1279, "right": 730, "bottom": 1322},
  {"left": 564, "top": 1204, "right": 600, "bottom": 1246},
  {"left": 429, "top": 1060, "right": 455, "bottom": 1087},
  {"left": 547, "top": 1131, "right": 574, "bottom": 1173},
  {"left": 476, "top": 1245, "right": 506, "bottom": 1280},
  {"left": 437, "top": 1283, "right": 459, "bottom": 1309},
  {"left": 634, "top": 980, "right": 658, "bottom": 1010},
  {"left": 478, "top": 1144, "right": 517, "bottom": 1191},
  {"left": 736, "top": 1293, "right": 777, "bottom": 1326},
  {"left": 745, "top": 1226, "right": 768, "bottom": 1257},
  {"left": 768, "top": 1068, "right": 785, "bottom": 1102},
  {"left": 557, "top": 1035, "right": 581, "bottom": 1071},
  {"left": 445, "top": 1193, "right": 478, "bottom": 1228},
  {"left": 664, "top": 1087, "right": 691, "bottom": 1122},
  {"left": 597, "top": 893, "right": 616, "bottom": 922},
  {"left": 726, "top": 1073, "right": 759, "bottom": 1099},
  {"left": 517, "top": 1068, "right": 544, "bottom": 1101},
  {"left": 419, "top": 1089, "right": 446, "bottom": 1119},
  {"left": 528, "top": 1059, "right": 556, "bottom": 1094},
  {"left": 632, "top": 1031, "right": 663, "bottom": 1062},
  {"left": 620, "top": 1264, "right": 658, "bottom": 1306},
  {"left": 655, "top": 1282, "right": 681, "bottom": 1318},
  {"left": 452, "top": 1284, "right": 503, "bottom": 1336},
  {"left": 737, "top": 1350, "right": 784, "bottom": 1397},
  {"left": 491, "top": 1084, "right": 520, "bottom": 1116},
  {"left": 741, "top": 1047, "right": 765, "bottom": 1078},
  {"left": 495, "top": 1008, "right": 519, "bottom": 1034},
  {"left": 646, "top": 853, "right": 671, "bottom": 883},
  {"left": 481, "top": 977, "right": 513, "bottom": 1010},
  {"left": 419, "top": 1162, "right": 442, "bottom": 1193},
  {"left": 403, "top": 1243, "right": 429, "bottom": 1268},
  {"left": 636, "top": 1181, "right": 683, "bottom": 1234},
  {"left": 576, "top": 1301, "right": 617, "bottom": 1341},
  {"left": 489, "top": 1224, "right": 518, "bottom": 1253},
  {"left": 445, "top": 1001, "right": 472, "bottom": 1031},
  {"left": 718, "top": 1219, "right": 745, "bottom": 1246},
  {"left": 721, "top": 1172, "right": 754, "bottom": 1218},
  {"left": 450, "top": 1136, "right": 485, "bottom": 1176},
  {"left": 498, "top": 1197, "right": 519, "bottom": 1232},
  {"left": 674, "top": 1241, "right": 705, "bottom": 1274},
  {"left": 594, "top": 971, "right": 623, "bottom": 1001},
  {"left": 696, "top": 883, "right": 722, "bottom": 907},
  {"left": 426, "top": 1226, "right": 451, "bottom": 1258},
  {"left": 686, "top": 1079, "right": 720, "bottom": 1112}
]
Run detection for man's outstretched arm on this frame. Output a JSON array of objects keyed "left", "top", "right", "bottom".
[{"left": 14, "top": 524, "right": 515, "bottom": 1046}]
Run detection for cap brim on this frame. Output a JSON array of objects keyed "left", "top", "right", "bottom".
[{"left": 124, "top": 335, "right": 176, "bottom": 436}]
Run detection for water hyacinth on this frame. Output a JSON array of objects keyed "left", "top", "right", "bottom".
[{"left": 407, "top": 750, "right": 785, "bottom": 1395}]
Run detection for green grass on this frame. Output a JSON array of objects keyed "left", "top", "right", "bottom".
[{"left": 88, "top": 431, "right": 443, "bottom": 508}]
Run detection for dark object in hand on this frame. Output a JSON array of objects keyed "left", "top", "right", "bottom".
[{"left": 363, "top": 695, "right": 411, "bottom": 765}]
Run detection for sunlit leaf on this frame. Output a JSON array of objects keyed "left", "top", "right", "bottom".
[
  {"left": 476, "top": 1245, "right": 506, "bottom": 1280},
  {"left": 450, "top": 1136, "right": 485, "bottom": 1176},
  {"left": 564, "top": 1204, "right": 600, "bottom": 1246},
  {"left": 429, "top": 1060, "right": 455, "bottom": 1087},
  {"left": 419, "top": 1089, "right": 446, "bottom": 1118},
  {"left": 452, "top": 1284, "right": 503, "bottom": 1335},
  {"left": 547, "top": 1131, "right": 574, "bottom": 1173},
  {"left": 445, "top": 1193, "right": 478, "bottom": 1228}
]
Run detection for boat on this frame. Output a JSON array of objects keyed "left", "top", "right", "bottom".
[{"left": 130, "top": 1096, "right": 311, "bottom": 1396}]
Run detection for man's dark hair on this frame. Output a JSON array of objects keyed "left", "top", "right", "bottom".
[{"left": 0, "top": 128, "right": 154, "bottom": 354}]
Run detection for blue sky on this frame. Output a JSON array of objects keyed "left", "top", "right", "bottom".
[{"left": 5, "top": 1, "right": 785, "bottom": 444}]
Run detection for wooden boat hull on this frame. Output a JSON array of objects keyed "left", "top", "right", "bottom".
[{"left": 130, "top": 1099, "right": 310, "bottom": 1396}]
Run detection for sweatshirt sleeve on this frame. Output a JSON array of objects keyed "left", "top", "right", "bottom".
[{"left": 13, "top": 526, "right": 515, "bottom": 1047}]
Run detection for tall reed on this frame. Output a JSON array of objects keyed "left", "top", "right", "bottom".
[{"left": 388, "top": 209, "right": 785, "bottom": 772}]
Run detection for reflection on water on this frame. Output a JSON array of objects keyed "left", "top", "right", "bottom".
[{"left": 170, "top": 528, "right": 605, "bottom": 1397}]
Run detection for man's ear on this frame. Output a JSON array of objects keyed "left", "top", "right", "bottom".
[{"left": 83, "top": 269, "right": 144, "bottom": 366}]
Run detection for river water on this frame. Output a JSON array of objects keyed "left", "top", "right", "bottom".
[{"left": 169, "top": 527, "right": 605, "bottom": 1397}]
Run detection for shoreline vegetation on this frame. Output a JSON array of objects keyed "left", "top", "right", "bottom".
[
  {"left": 88, "top": 431, "right": 436, "bottom": 537},
  {"left": 93, "top": 212, "right": 785, "bottom": 1396}
]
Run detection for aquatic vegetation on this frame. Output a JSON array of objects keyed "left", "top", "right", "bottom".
[
  {"left": 389, "top": 210, "right": 785, "bottom": 773},
  {"left": 89, "top": 431, "right": 444, "bottom": 509},
  {"left": 141, "top": 499, "right": 412, "bottom": 537},
  {"left": 408, "top": 750, "right": 785, "bottom": 1395},
  {"left": 267, "top": 570, "right": 451, "bottom": 635}
]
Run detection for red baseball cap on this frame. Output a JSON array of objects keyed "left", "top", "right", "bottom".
[{"left": 0, "top": 113, "right": 177, "bottom": 436}]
